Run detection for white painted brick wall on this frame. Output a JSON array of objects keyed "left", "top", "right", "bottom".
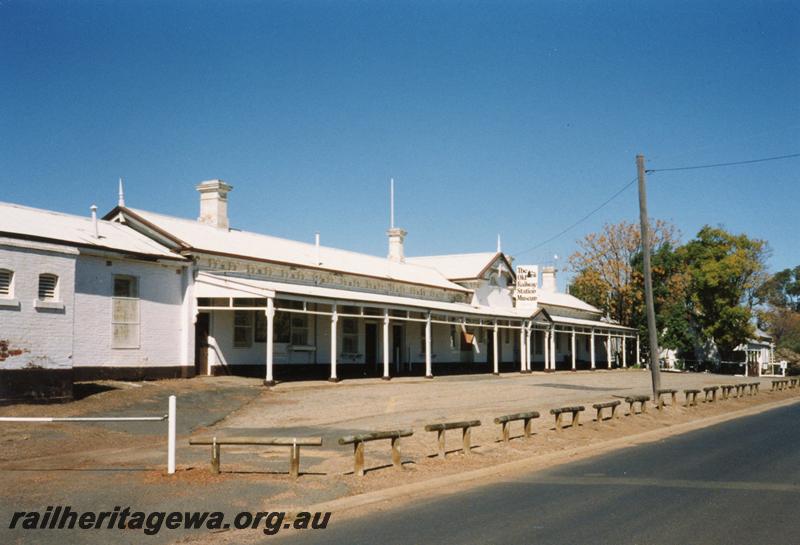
[
  {"left": 0, "top": 241, "right": 77, "bottom": 370},
  {"left": 73, "top": 255, "right": 186, "bottom": 368}
]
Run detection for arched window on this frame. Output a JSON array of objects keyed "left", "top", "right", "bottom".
[
  {"left": 0, "top": 269, "right": 13, "bottom": 297},
  {"left": 38, "top": 273, "right": 58, "bottom": 301}
]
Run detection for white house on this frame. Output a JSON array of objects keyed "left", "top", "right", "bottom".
[
  {"left": 0, "top": 200, "right": 190, "bottom": 402},
  {"left": 1, "top": 178, "right": 641, "bottom": 400}
]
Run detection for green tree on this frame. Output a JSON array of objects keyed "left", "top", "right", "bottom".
[
  {"left": 679, "top": 226, "right": 769, "bottom": 359},
  {"left": 756, "top": 266, "right": 800, "bottom": 311}
]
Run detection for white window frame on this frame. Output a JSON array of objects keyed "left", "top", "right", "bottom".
[
  {"left": 233, "top": 310, "right": 253, "bottom": 348},
  {"left": 112, "top": 275, "right": 140, "bottom": 349},
  {"left": 37, "top": 273, "right": 59, "bottom": 301},
  {"left": 0, "top": 269, "right": 13, "bottom": 298}
]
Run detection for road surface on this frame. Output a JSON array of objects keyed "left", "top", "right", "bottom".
[{"left": 275, "top": 402, "right": 800, "bottom": 545}]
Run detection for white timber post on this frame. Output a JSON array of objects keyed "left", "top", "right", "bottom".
[
  {"left": 571, "top": 328, "right": 576, "bottom": 371},
  {"left": 550, "top": 327, "right": 557, "bottom": 371},
  {"left": 425, "top": 312, "right": 433, "bottom": 378},
  {"left": 330, "top": 305, "right": 338, "bottom": 382},
  {"left": 622, "top": 336, "right": 627, "bottom": 368},
  {"left": 167, "top": 395, "right": 176, "bottom": 475},
  {"left": 636, "top": 334, "right": 640, "bottom": 366},
  {"left": 544, "top": 329, "right": 550, "bottom": 371},
  {"left": 590, "top": 329, "right": 596, "bottom": 370},
  {"left": 382, "top": 309, "right": 390, "bottom": 380},
  {"left": 493, "top": 322, "right": 499, "bottom": 375},
  {"left": 606, "top": 331, "right": 612, "bottom": 369},
  {"left": 525, "top": 323, "right": 532, "bottom": 372},
  {"left": 519, "top": 324, "right": 526, "bottom": 373},
  {"left": 265, "top": 297, "right": 275, "bottom": 386}
]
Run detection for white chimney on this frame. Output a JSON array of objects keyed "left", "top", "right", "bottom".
[
  {"left": 90, "top": 204, "right": 99, "bottom": 238},
  {"left": 541, "top": 266, "right": 557, "bottom": 293},
  {"left": 196, "top": 179, "right": 233, "bottom": 229},
  {"left": 387, "top": 227, "right": 407, "bottom": 263}
]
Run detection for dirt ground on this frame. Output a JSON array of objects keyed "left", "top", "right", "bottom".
[{"left": 0, "top": 370, "right": 797, "bottom": 545}]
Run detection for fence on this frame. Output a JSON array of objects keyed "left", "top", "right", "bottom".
[{"left": 0, "top": 395, "right": 177, "bottom": 474}]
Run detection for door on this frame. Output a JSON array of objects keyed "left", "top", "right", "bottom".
[
  {"left": 392, "top": 325, "right": 403, "bottom": 373},
  {"left": 365, "top": 323, "right": 378, "bottom": 375},
  {"left": 194, "top": 313, "right": 210, "bottom": 376},
  {"left": 487, "top": 329, "right": 495, "bottom": 368}
]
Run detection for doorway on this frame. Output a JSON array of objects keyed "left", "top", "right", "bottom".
[
  {"left": 392, "top": 325, "right": 404, "bottom": 374},
  {"left": 365, "top": 323, "right": 378, "bottom": 375},
  {"left": 194, "top": 313, "right": 210, "bottom": 376}
]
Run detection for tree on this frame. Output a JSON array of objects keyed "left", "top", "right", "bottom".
[
  {"left": 756, "top": 266, "right": 800, "bottom": 311},
  {"left": 569, "top": 220, "right": 679, "bottom": 326},
  {"left": 679, "top": 226, "right": 769, "bottom": 359}
]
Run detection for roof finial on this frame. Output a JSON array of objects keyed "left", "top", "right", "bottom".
[
  {"left": 118, "top": 177, "right": 126, "bottom": 207},
  {"left": 389, "top": 177, "right": 395, "bottom": 229},
  {"left": 497, "top": 234, "right": 502, "bottom": 253}
]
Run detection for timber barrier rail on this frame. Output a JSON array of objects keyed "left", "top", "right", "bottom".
[{"left": 0, "top": 395, "right": 177, "bottom": 474}]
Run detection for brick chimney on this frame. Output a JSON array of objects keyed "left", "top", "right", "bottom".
[{"left": 196, "top": 180, "right": 233, "bottom": 229}]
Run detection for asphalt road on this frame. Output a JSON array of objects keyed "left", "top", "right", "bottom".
[{"left": 275, "top": 403, "right": 800, "bottom": 545}]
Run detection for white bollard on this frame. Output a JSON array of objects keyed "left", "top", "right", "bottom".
[{"left": 167, "top": 395, "right": 176, "bottom": 474}]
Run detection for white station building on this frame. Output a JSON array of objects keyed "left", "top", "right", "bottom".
[{"left": 0, "top": 180, "right": 638, "bottom": 401}]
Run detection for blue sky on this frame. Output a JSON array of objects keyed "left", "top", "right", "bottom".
[{"left": 2, "top": 1, "right": 798, "bottom": 285}]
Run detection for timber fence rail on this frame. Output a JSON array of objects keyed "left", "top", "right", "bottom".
[
  {"left": 550, "top": 406, "right": 585, "bottom": 431},
  {"left": 494, "top": 411, "right": 540, "bottom": 443},
  {"left": 655, "top": 389, "right": 678, "bottom": 409},
  {"left": 338, "top": 429, "right": 413, "bottom": 476},
  {"left": 703, "top": 386, "right": 719, "bottom": 402},
  {"left": 424, "top": 420, "right": 481, "bottom": 458},
  {"left": 683, "top": 389, "right": 701, "bottom": 407},
  {"left": 0, "top": 395, "right": 177, "bottom": 474},
  {"left": 188, "top": 436, "right": 322, "bottom": 479},
  {"left": 592, "top": 400, "right": 621, "bottom": 423},
  {"left": 625, "top": 395, "right": 650, "bottom": 415}
]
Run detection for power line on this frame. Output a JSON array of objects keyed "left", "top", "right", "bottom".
[
  {"left": 647, "top": 152, "right": 800, "bottom": 173},
  {"left": 514, "top": 177, "right": 637, "bottom": 257}
]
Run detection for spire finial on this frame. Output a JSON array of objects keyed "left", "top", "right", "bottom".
[
  {"left": 497, "top": 234, "right": 502, "bottom": 253},
  {"left": 118, "top": 177, "right": 126, "bottom": 207}
]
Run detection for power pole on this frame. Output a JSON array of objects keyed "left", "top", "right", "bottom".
[{"left": 637, "top": 154, "right": 661, "bottom": 396}]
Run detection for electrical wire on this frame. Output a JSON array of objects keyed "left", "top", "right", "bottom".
[
  {"left": 514, "top": 177, "right": 637, "bottom": 257},
  {"left": 647, "top": 152, "right": 800, "bottom": 173}
]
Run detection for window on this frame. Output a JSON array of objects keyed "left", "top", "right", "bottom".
[
  {"left": 38, "top": 273, "right": 58, "bottom": 301},
  {"left": 504, "top": 327, "right": 510, "bottom": 344},
  {"left": 535, "top": 331, "right": 543, "bottom": 355},
  {"left": 291, "top": 314, "right": 309, "bottom": 345},
  {"left": 419, "top": 323, "right": 425, "bottom": 354},
  {"left": 254, "top": 311, "right": 267, "bottom": 343},
  {"left": 233, "top": 310, "right": 253, "bottom": 348},
  {"left": 273, "top": 312, "right": 290, "bottom": 343},
  {"left": 0, "top": 269, "right": 12, "bottom": 297},
  {"left": 112, "top": 275, "right": 140, "bottom": 348},
  {"left": 342, "top": 318, "right": 358, "bottom": 354}
]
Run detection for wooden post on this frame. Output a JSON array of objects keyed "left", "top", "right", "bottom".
[
  {"left": 606, "top": 332, "right": 612, "bottom": 369},
  {"left": 462, "top": 427, "right": 471, "bottom": 455},
  {"left": 519, "top": 324, "right": 526, "bottom": 372},
  {"left": 637, "top": 154, "right": 662, "bottom": 397},
  {"left": 265, "top": 298, "right": 275, "bottom": 386},
  {"left": 354, "top": 441, "right": 365, "bottom": 476},
  {"left": 391, "top": 436, "right": 402, "bottom": 469},
  {"left": 211, "top": 437, "right": 220, "bottom": 474},
  {"left": 437, "top": 430, "right": 446, "bottom": 458},
  {"left": 636, "top": 334, "right": 640, "bottom": 366},
  {"left": 493, "top": 322, "right": 499, "bottom": 375},
  {"left": 571, "top": 329, "right": 576, "bottom": 371},
  {"left": 523, "top": 417, "right": 532, "bottom": 438},
  {"left": 622, "top": 336, "right": 627, "bottom": 368},
  {"left": 544, "top": 329, "right": 550, "bottom": 371},
  {"left": 555, "top": 413, "right": 562, "bottom": 431},
  {"left": 590, "top": 329, "right": 596, "bottom": 369},
  {"left": 502, "top": 422, "right": 510, "bottom": 443},
  {"left": 573, "top": 410, "right": 581, "bottom": 427},
  {"left": 425, "top": 312, "right": 433, "bottom": 378},
  {"left": 526, "top": 323, "right": 532, "bottom": 372},
  {"left": 330, "top": 305, "right": 338, "bottom": 382},
  {"left": 382, "top": 309, "right": 390, "bottom": 380},
  {"left": 289, "top": 439, "right": 299, "bottom": 479}
]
